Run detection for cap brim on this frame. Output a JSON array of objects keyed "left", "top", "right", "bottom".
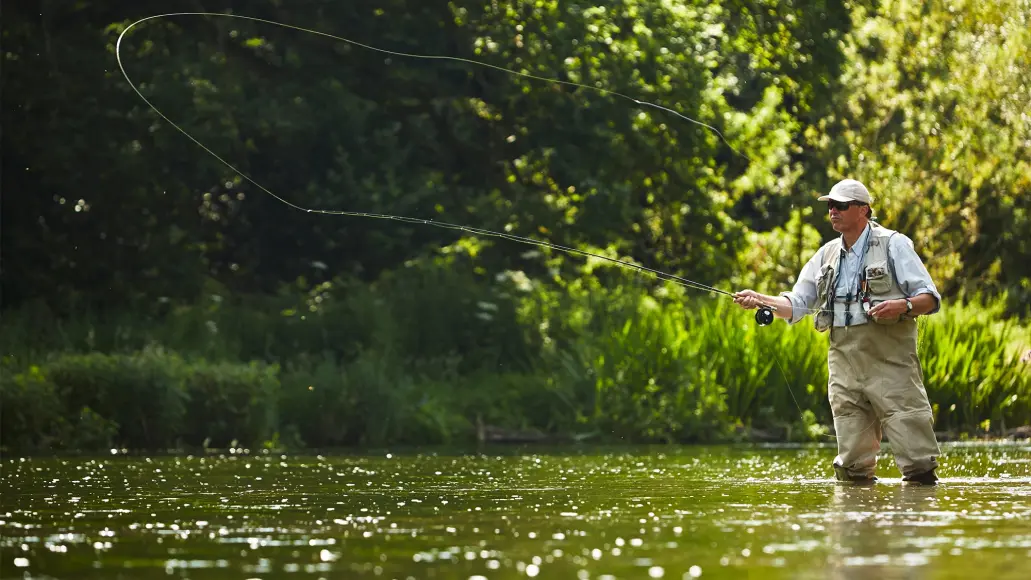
[{"left": 817, "top": 193, "right": 851, "bottom": 202}]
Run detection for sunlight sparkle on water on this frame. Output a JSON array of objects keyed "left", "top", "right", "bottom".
[{"left": 2, "top": 444, "right": 1030, "bottom": 578}]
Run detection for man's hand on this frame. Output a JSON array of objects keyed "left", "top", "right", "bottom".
[
  {"left": 733, "top": 289, "right": 767, "bottom": 310},
  {"left": 733, "top": 291, "right": 793, "bottom": 321},
  {"left": 868, "top": 298, "right": 907, "bottom": 320}
]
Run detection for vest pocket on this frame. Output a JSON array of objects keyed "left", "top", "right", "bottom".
[
  {"left": 865, "top": 260, "right": 892, "bottom": 294},
  {"left": 814, "top": 264, "right": 835, "bottom": 331},
  {"left": 817, "top": 264, "right": 835, "bottom": 299}
]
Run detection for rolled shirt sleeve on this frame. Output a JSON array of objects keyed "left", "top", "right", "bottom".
[
  {"left": 780, "top": 246, "right": 825, "bottom": 325},
  {"left": 889, "top": 233, "right": 942, "bottom": 314}
]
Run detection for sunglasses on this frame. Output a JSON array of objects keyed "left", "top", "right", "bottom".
[{"left": 827, "top": 200, "right": 863, "bottom": 211}]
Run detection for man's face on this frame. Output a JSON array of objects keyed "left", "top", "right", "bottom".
[{"left": 827, "top": 200, "right": 866, "bottom": 233}]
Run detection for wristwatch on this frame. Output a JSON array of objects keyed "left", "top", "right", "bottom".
[{"left": 904, "top": 298, "right": 913, "bottom": 320}]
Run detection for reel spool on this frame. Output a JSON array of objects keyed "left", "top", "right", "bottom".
[{"left": 755, "top": 305, "right": 776, "bottom": 327}]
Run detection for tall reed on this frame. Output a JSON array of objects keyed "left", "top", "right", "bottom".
[{"left": 918, "top": 294, "right": 1031, "bottom": 434}]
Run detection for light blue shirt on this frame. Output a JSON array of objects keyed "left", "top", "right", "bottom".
[
  {"left": 835, "top": 222, "right": 873, "bottom": 301},
  {"left": 781, "top": 223, "right": 942, "bottom": 326}
]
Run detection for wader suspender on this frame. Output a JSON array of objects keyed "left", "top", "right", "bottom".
[{"left": 829, "top": 246, "right": 845, "bottom": 328}]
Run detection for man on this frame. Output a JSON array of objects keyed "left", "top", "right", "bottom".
[{"left": 733, "top": 179, "right": 941, "bottom": 485}]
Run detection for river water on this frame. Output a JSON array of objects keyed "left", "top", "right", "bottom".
[{"left": 2, "top": 443, "right": 1030, "bottom": 579}]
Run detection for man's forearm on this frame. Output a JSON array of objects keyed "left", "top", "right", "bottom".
[
  {"left": 757, "top": 293, "right": 794, "bottom": 320},
  {"left": 908, "top": 293, "right": 938, "bottom": 316}
]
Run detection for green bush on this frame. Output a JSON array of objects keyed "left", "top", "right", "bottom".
[
  {"left": 44, "top": 348, "right": 190, "bottom": 450},
  {"left": 1, "top": 365, "right": 68, "bottom": 451},
  {"left": 278, "top": 349, "right": 471, "bottom": 448},
  {"left": 0, "top": 363, "right": 119, "bottom": 453},
  {"left": 458, "top": 370, "right": 580, "bottom": 437},
  {"left": 277, "top": 352, "right": 356, "bottom": 448},
  {"left": 7, "top": 348, "right": 282, "bottom": 452},
  {"left": 179, "top": 360, "right": 280, "bottom": 449}
]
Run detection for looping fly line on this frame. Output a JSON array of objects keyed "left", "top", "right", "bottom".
[
  {"left": 114, "top": 11, "right": 772, "bottom": 302},
  {"left": 117, "top": 11, "right": 865, "bottom": 440}
]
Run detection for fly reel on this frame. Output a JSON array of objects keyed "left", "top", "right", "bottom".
[{"left": 755, "top": 305, "right": 776, "bottom": 327}]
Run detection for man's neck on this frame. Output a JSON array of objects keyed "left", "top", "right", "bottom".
[{"left": 841, "top": 220, "right": 870, "bottom": 250}]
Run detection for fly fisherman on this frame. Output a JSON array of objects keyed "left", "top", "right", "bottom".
[{"left": 733, "top": 179, "right": 941, "bottom": 485}]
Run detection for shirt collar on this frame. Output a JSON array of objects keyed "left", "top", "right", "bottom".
[{"left": 843, "top": 223, "right": 872, "bottom": 256}]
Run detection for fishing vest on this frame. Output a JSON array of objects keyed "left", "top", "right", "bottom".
[{"left": 813, "top": 223, "right": 908, "bottom": 332}]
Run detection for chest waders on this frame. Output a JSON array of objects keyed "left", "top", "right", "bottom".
[{"left": 813, "top": 224, "right": 940, "bottom": 483}]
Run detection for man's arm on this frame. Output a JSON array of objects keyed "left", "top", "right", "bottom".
[
  {"left": 732, "top": 291, "right": 794, "bottom": 320},
  {"left": 868, "top": 233, "right": 942, "bottom": 320},
  {"left": 733, "top": 247, "right": 824, "bottom": 323},
  {"left": 868, "top": 292, "right": 937, "bottom": 320}
]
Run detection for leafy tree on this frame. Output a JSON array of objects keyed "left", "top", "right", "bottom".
[{"left": 813, "top": 0, "right": 1031, "bottom": 312}]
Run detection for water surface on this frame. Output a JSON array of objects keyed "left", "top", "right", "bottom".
[{"left": 3, "top": 443, "right": 1030, "bottom": 578}]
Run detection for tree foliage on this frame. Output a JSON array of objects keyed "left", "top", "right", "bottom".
[
  {"left": 816, "top": 0, "right": 1031, "bottom": 311},
  {"left": 2, "top": 0, "right": 1027, "bottom": 314}
]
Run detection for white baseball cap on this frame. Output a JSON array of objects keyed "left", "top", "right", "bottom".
[{"left": 818, "top": 179, "right": 872, "bottom": 204}]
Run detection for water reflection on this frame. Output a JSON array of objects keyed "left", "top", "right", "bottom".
[
  {"left": 825, "top": 483, "right": 942, "bottom": 579},
  {"left": 822, "top": 475, "right": 1031, "bottom": 580}
]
